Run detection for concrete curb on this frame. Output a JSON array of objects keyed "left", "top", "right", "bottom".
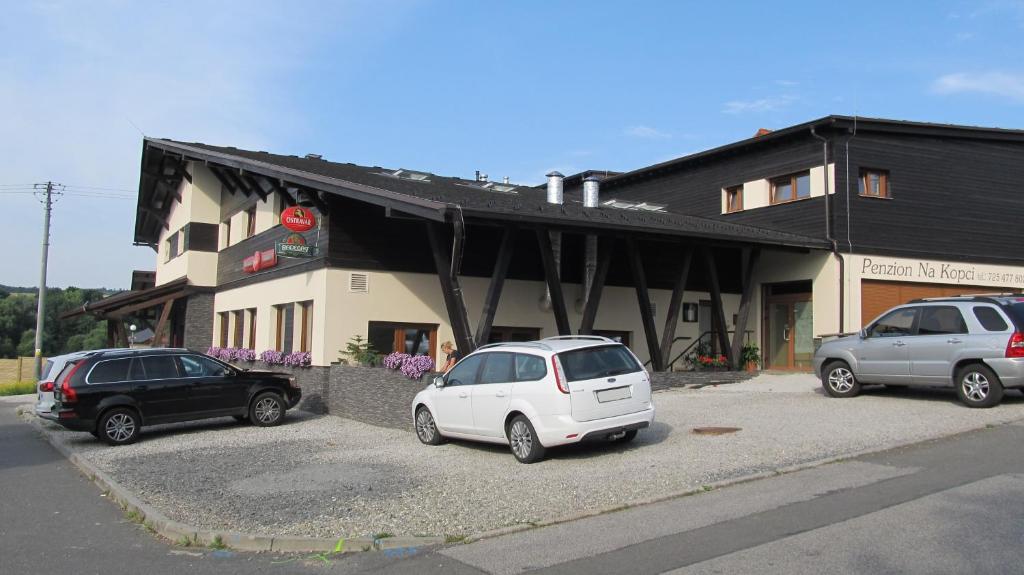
[
  {"left": 15, "top": 407, "right": 446, "bottom": 554},
  {"left": 463, "top": 413, "right": 1024, "bottom": 544}
]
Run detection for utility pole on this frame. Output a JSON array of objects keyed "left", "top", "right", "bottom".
[{"left": 33, "top": 182, "right": 60, "bottom": 379}]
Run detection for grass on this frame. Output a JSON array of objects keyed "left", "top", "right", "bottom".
[
  {"left": 124, "top": 509, "right": 144, "bottom": 524},
  {"left": 0, "top": 381, "right": 36, "bottom": 396},
  {"left": 444, "top": 534, "right": 466, "bottom": 544},
  {"left": 373, "top": 532, "right": 393, "bottom": 540},
  {"left": 208, "top": 535, "right": 227, "bottom": 550}
]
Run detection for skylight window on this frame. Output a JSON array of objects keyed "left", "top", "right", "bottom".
[
  {"left": 601, "top": 199, "right": 668, "bottom": 213},
  {"left": 457, "top": 181, "right": 519, "bottom": 194},
  {"left": 376, "top": 168, "right": 433, "bottom": 182}
]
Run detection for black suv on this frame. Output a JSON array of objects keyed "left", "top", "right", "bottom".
[{"left": 50, "top": 348, "right": 302, "bottom": 445}]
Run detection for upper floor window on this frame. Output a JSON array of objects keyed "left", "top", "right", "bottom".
[
  {"left": 859, "top": 169, "right": 890, "bottom": 198},
  {"left": 221, "top": 218, "right": 232, "bottom": 250},
  {"left": 245, "top": 206, "right": 257, "bottom": 239},
  {"left": 164, "top": 231, "right": 180, "bottom": 263},
  {"left": 770, "top": 172, "right": 811, "bottom": 204},
  {"left": 724, "top": 185, "right": 743, "bottom": 213}
]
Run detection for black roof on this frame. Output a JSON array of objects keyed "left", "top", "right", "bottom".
[
  {"left": 602, "top": 115, "right": 1024, "bottom": 189},
  {"left": 136, "top": 139, "right": 828, "bottom": 250}
]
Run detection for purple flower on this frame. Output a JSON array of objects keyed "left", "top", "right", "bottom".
[
  {"left": 383, "top": 352, "right": 411, "bottom": 370},
  {"left": 283, "top": 351, "right": 311, "bottom": 367},
  {"left": 399, "top": 354, "right": 436, "bottom": 380},
  {"left": 259, "top": 350, "right": 286, "bottom": 365}
]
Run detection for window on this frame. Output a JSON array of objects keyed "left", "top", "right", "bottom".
[
  {"left": 514, "top": 354, "right": 547, "bottom": 381},
  {"left": 367, "top": 321, "right": 438, "bottom": 359},
  {"left": 559, "top": 345, "right": 642, "bottom": 382},
  {"left": 446, "top": 354, "right": 484, "bottom": 386},
  {"left": 222, "top": 218, "right": 232, "bottom": 249},
  {"left": 594, "top": 330, "right": 631, "bottom": 348},
  {"left": 867, "top": 307, "right": 918, "bottom": 338},
  {"left": 918, "top": 306, "right": 967, "bottom": 335},
  {"left": 479, "top": 352, "right": 515, "bottom": 384},
  {"left": 299, "top": 301, "right": 313, "bottom": 353},
  {"left": 87, "top": 359, "right": 132, "bottom": 384},
  {"left": 973, "top": 307, "right": 1009, "bottom": 332},
  {"left": 232, "top": 310, "right": 244, "bottom": 347},
  {"left": 859, "top": 169, "right": 890, "bottom": 198},
  {"left": 770, "top": 172, "right": 811, "bottom": 204},
  {"left": 724, "top": 185, "right": 743, "bottom": 213},
  {"left": 218, "top": 312, "right": 229, "bottom": 348},
  {"left": 164, "top": 231, "right": 179, "bottom": 262},
  {"left": 275, "top": 304, "right": 294, "bottom": 353},
  {"left": 181, "top": 355, "right": 230, "bottom": 377},
  {"left": 245, "top": 206, "right": 257, "bottom": 238},
  {"left": 487, "top": 326, "right": 541, "bottom": 344},
  {"left": 141, "top": 356, "right": 180, "bottom": 380},
  {"left": 247, "top": 308, "right": 257, "bottom": 349}
]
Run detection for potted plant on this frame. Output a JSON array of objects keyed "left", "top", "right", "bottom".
[
  {"left": 741, "top": 343, "right": 761, "bottom": 372},
  {"left": 696, "top": 354, "right": 729, "bottom": 371}
]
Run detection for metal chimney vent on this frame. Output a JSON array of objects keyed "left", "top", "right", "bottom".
[
  {"left": 305, "top": 153, "right": 323, "bottom": 160},
  {"left": 545, "top": 171, "right": 564, "bottom": 205},
  {"left": 349, "top": 272, "right": 369, "bottom": 293},
  {"left": 583, "top": 176, "right": 600, "bottom": 208}
]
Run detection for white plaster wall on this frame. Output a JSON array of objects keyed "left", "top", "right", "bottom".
[
  {"left": 154, "top": 165, "right": 222, "bottom": 287},
  {"left": 213, "top": 269, "right": 328, "bottom": 364}
]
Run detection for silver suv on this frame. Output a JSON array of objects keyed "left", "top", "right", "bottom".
[{"left": 813, "top": 295, "right": 1024, "bottom": 408}]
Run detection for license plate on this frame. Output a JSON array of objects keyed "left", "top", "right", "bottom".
[{"left": 596, "top": 386, "right": 631, "bottom": 403}]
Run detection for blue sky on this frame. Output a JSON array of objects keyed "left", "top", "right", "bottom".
[{"left": 2, "top": 0, "right": 1022, "bottom": 288}]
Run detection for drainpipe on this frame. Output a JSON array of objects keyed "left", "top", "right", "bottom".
[
  {"left": 541, "top": 171, "right": 564, "bottom": 311},
  {"left": 580, "top": 176, "right": 600, "bottom": 310},
  {"left": 811, "top": 125, "right": 845, "bottom": 334}
]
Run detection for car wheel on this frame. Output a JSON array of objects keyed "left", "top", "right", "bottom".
[
  {"left": 97, "top": 408, "right": 140, "bottom": 446},
  {"left": 507, "top": 415, "right": 546, "bottom": 464},
  {"left": 955, "top": 364, "right": 1004, "bottom": 408},
  {"left": 249, "top": 392, "right": 286, "bottom": 426},
  {"left": 414, "top": 407, "right": 443, "bottom": 445},
  {"left": 823, "top": 361, "right": 861, "bottom": 398}
]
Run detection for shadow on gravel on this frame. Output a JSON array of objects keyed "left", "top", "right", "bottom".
[
  {"left": 438, "top": 421, "right": 674, "bottom": 462},
  {"left": 854, "top": 384, "right": 1024, "bottom": 407}
]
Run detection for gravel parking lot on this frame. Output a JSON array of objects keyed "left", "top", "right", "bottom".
[{"left": 31, "top": 374, "right": 1024, "bottom": 539}]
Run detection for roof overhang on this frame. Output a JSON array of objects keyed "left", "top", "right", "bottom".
[{"left": 61, "top": 277, "right": 209, "bottom": 320}]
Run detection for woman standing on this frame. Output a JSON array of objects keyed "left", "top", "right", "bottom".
[{"left": 440, "top": 341, "right": 461, "bottom": 373}]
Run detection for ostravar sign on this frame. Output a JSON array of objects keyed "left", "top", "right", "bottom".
[{"left": 281, "top": 206, "right": 316, "bottom": 233}]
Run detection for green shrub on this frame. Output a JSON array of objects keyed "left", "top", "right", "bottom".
[{"left": 0, "top": 381, "right": 36, "bottom": 396}]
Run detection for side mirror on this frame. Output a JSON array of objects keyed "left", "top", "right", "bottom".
[{"left": 433, "top": 376, "right": 445, "bottom": 388}]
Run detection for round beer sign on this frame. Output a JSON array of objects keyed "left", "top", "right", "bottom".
[{"left": 281, "top": 206, "right": 316, "bottom": 232}]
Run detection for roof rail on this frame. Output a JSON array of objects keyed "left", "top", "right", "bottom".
[
  {"left": 908, "top": 294, "right": 1024, "bottom": 304},
  {"left": 541, "top": 335, "right": 614, "bottom": 342},
  {"left": 474, "top": 341, "right": 554, "bottom": 352}
]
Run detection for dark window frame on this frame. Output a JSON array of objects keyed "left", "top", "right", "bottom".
[
  {"left": 367, "top": 321, "right": 438, "bottom": 360},
  {"left": 218, "top": 312, "right": 229, "bottom": 348},
  {"left": 245, "top": 206, "right": 257, "bottom": 239},
  {"left": 247, "top": 308, "right": 257, "bottom": 349}
]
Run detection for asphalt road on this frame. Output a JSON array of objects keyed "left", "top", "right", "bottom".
[{"left": 3, "top": 397, "right": 1023, "bottom": 574}]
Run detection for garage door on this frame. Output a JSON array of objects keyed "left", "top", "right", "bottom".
[{"left": 860, "top": 280, "right": 994, "bottom": 327}]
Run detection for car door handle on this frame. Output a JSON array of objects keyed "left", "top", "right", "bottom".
[
  {"left": 947, "top": 338, "right": 963, "bottom": 344},
  {"left": 135, "top": 385, "right": 149, "bottom": 392},
  {"left": 892, "top": 341, "right": 906, "bottom": 347},
  {"left": 495, "top": 390, "right": 506, "bottom": 398},
  {"left": 458, "top": 392, "right": 468, "bottom": 398}
]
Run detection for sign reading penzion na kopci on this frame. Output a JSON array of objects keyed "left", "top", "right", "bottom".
[
  {"left": 859, "top": 256, "right": 1024, "bottom": 287},
  {"left": 281, "top": 206, "right": 316, "bottom": 233}
]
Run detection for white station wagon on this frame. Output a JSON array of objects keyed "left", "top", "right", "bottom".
[{"left": 411, "top": 336, "right": 655, "bottom": 463}]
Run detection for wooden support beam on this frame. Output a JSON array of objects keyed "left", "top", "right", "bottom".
[
  {"left": 239, "top": 172, "right": 268, "bottom": 201},
  {"left": 579, "top": 236, "right": 613, "bottom": 334},
  {"left": 140, "top": 206, "right": 170, "bottom": 230},
  {"left": 627, "top": 238, "right": 664, "bottom": 371},
  {"left": 702, "top": 247, "right": 733, "bottom": 366},
  {"left": 267, "top": 178, "right": 297, "bottom": 207},
  {"left": 426, "top": 222, "right": 476, "bottom": 355},
  {"left": 659, "top": 246, "right": 693, "bottom": 366},
  {"left": 150, "top": 300, "right": 174, "bottom": 347},
  {"left": 225, "top": 169, "right": 255, "bottom": 198},
  {"left": 730, "top": 248, "right": 761, "bottom": 370},
  {"left": 105, "top": 290, "right": 188, "bottom": 319},
  {"left": 536, "top": 228, "right": 571, "bottom": 335},
  {"left": 114, "top": 320, "right": 129, "bottom": 348},
  {"left": 209, "top": 166, "right": 238, "bottom": 195},
  {"left": 106, "top": 320, "right": 116, "bottom": 347},
  {"left": 475, "top": 226, "right": 515, "bottom": 345}
]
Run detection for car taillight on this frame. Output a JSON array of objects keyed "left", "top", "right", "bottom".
[
  {"left": 1007, "top": 332, "right": 1024, "bottom": 358},
  {"left": 39, "top": 381, "right": 54, "bottom": 392},
  {"left": 59, "top": 363, "right": 82, "bottom": 403},
  {"left": 552, "top": 356, "right": 569, "bottom": 394}
]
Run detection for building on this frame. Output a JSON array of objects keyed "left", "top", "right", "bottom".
[{"left": 69, "top": 116, "right": 1024, "bottom": 373}]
